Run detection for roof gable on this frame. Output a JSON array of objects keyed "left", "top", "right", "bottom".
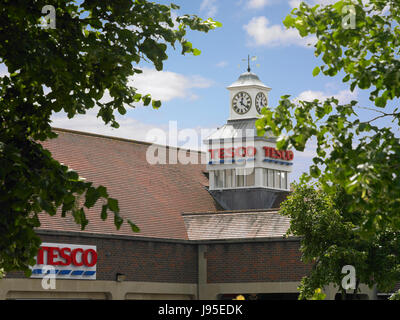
[{"left": 38, "top": 128, "right": 219, "bottom": 240}]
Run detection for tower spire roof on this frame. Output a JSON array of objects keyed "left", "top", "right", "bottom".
[{"left": 227, "top": 71, "right": 271, "bottom": 90}]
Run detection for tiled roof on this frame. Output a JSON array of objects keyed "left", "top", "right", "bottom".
[
  {"left": 38, "top": 128, "right": 219, "bottom": 240},
  {"left": 182, "top": 209, "right": 290, "bottom": 240},
  {"left": 204, "top": 119, "right": 275, "bottom": 142}
]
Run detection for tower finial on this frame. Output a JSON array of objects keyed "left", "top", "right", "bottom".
[{"left": 242, "top": 55, "right": 257, "bottom": 73}]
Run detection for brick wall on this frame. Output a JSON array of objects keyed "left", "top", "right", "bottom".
[
  {"left": 205, "top": 240, "right": 311, "bottom": 283},
  {"left": 7, "top": 233, "right": 310, "bottom": 285},
  {"left": 7, "top": 232, "right": 198, "bottom": 283}
]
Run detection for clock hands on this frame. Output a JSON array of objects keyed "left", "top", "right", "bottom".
[
  {"left": 232, "top": 91, "right": 251, "bottom": 114},
  {"left": 255, "top": 92, "right": 267, "bottom": 113}
]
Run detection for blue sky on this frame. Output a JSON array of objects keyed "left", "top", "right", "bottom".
[{"left": 50, "top": 0, "right": 391, "bottom": 183}]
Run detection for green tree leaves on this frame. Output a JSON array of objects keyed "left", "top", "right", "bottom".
[
  {"left": 281, "top": 182, "right": 400, "bottom": 299},
  {"left": 0, "top": 1, "right": 220, "bottom": 274},
  {"left": 312, "top": 66, "right": 321, "bottom": 77},
  {"left": 286, "top": 0, "right": 400, "bottom": 107},
  {"left": 258, "top": 0, "right": 400, "bottom": 235},
  {"left": 258, "top": 0, "right": 400, "bottom": 298}
]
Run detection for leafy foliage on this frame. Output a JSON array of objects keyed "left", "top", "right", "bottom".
[
  {"left": 309, "top": 288, "right": 326, "bottom": 300},
  {"left": 256, "top": 0, "right": 400, "bottom": 237},
  {"left": 257, "top": 0, "right": 400, "bottom": 299},
  {"left": 389, "top": 290, "right": 400, "bottom": 300},
  {"left": 280, "top": 181, "right": 400, "bottom": 299},
  {"left": 0, "top": 0, "right": 220, "bottom": 274}
]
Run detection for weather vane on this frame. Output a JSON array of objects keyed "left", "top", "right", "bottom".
[{"left": 239, "top": 55, "right": 259, "bottom": 72}]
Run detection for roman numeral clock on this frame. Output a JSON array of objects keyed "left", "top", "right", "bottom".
[
  {"left": 231, "top": 88, "right": 268, "bottom": 116},
  {"left": 255, "top": 92, "right": 268, "bottom": 114},
  {"left": 204, "top": 59, "right": 294, "bottom": 211},
  {"left": 228, "top": 69, "right": 271, "bottom": 120},
  {"left": 232, "top": 91, "right": 252, "bottom": 115}
]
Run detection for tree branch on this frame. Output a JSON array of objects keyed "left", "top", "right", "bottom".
[{"left": 358, "top": 111, "right": 400, "bottom": 124}]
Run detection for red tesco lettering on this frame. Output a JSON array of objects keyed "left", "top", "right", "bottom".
[
  {"left": 208, "top": 146, "right": 293, "bottom": 161},
  {"left": 37, "top": 246, "right": 97, "bottom": 267},
  {"left": 208, "top": 147, "right": 257, "bottom": 159},
  {"left": 263, "top": 147, "right": 293, "bottom": 161}
]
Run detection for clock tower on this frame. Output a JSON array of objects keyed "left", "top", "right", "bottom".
[
  {"left": 204, "top": 65, "right": 294, "bottom": 210},
  {"left": 228, "top": 71, "right": 271, "bottom": 121}
]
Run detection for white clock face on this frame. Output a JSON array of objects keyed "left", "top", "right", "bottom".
[
  {"left": 232, "top": 92, "right": 251, "bottom": 115},
  {"left": 255, "top": 92, "right": 267, "bottom": 114}
]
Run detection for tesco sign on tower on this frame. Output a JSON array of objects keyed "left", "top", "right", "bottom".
[{"left": 30, "top": 243, "right": 97, "bottom": 280}]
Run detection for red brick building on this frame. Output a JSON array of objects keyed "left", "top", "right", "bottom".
[
  {"left": 1, "top": 128, "right": 314, "bottom": 300},
  {"left": 0, "top": 71, "right": 377, "bottom": 300}
]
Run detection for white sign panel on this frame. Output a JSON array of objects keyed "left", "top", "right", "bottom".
[{"left": 30, "top": 243, "right": 97, "bottom": 280}]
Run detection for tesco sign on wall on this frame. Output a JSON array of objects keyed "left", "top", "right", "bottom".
[
  {"left": 30, "top": 243, "right": 97, "bottom": 280},
  {"left": 208, "top": 146, "right": 294, "bottom": 161}
]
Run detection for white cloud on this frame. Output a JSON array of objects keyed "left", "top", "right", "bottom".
[
  {"left": 297, "top": 90, "right": 328, "bottom": 101},
  {"left": 50, "top": 67, "right": 215, "bottom": 150},
  {"left": 243, "top": 16, "right": 316, "bottom": 47},
  {"left": 216, "top": 61, "right": 228, "bottom": 68},
  {"left": 1, "top": 63, "right": 211, "bottom": 103},
  {"left": 247, "top": 0, "right": 272, "bottom": 9},
  {"left": 200, "top": 0, "right": 218, "bottom": 17},
  {"left": 296, "top": 89, "right": 358, "bottom": 104},
  {"left": 51, "top": 108, "right": 162, "bottom": 143},
  {"left": 129, "top": 68, "right": 213, "bottom": 102},
  {"left": 46, "top": 66, "right": 214, "bottom": 152},
  {"left": 291, "top": 140, "right": 318, "bottom": 183},
  {"left": 50, "top": 107, "right": 217, "bottom": 152}
]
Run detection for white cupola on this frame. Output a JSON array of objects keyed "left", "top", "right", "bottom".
[
  {"left": 204, "top": 63, "right": 294, "bottom": 210},
  {"left": 227, "top": 71, "right": 271, "bottom": 121}
]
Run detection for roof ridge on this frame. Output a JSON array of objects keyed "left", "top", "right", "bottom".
[
  {"left": 182, "top": 208, "right": 281, "bottom": 216},
  {"left": 51, "top": 127, "right": 206, "bottom": 155}
]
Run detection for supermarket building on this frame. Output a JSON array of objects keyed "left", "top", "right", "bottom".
[{"left": 0, "top": 71, "right": 377, "bottom": 300}]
